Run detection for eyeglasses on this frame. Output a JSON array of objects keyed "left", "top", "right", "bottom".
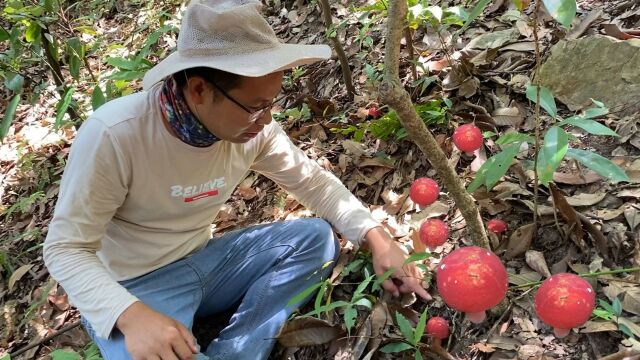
[{"left": 209, "top": 82, "right": 282, "bottom": 124}]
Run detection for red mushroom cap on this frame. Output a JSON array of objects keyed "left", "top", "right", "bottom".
[
  {"left": 436, "top": 246, "right": 508, "bottom": 323},
  {"left": 534, "top": 273, "right": 595, "bottom": 338},
  {"left": 368, "top": 106, "right": 382, "bottom": 118},
  {"left": 452, "top": 124, "right": 483, "bottom": 153},
  {"left": 487, "top": 219, "right": 508, "bottom": 234},
  {"left": 420, "top": 219, "right": 449, "bottom": 250},
  {"left": 426, "top": 316, "right": 450, "bottom": 339},
  {"left": 409, "top": 177, "right": 440, "bottom": 207}
]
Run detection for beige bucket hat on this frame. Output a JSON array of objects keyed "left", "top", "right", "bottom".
[{"left": 142, "top": 0, "right": 331, "bottom": 90}]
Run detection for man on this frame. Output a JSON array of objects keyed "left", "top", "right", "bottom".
[{"left": 43, "top": 1, "right": 430, "bottom": 359}]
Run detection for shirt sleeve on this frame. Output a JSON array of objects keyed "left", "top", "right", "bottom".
[
  {"left": 43, "top": 118, "right": 139, "bottom": 339},
  {"left": 250, "top": 122, "right": 380, "bottom": 246}
]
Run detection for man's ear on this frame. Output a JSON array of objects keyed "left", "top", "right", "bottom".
[{"left": 184, "top": 76, "right": 212, "bottom": 105}]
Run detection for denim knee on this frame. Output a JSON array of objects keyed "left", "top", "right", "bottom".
[{"left": 296, "top": 218, "right": 340, "bottom": 265}]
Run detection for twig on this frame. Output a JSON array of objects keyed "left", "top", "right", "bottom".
[
  {"left": 598, "top": 349, "right": 640, "bottom": 360},
  {"left": 531, "top": 0, "right": 542, "bottom": 232},
  {"left": 380, "top": 0, "right": 490, "bottom": 249},
  {"left": 404, "top": 27, "right": 418, "bottom": 82},
  {"left": 9, "top": 320, "right": 81, "bottom": 358},
  {"left": 318, "top": 0, "right": 355, "bottom": 100}
]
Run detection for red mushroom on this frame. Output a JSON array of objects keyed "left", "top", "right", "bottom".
[
  {"left": 487, "top": 219, "right": 508, "bottom": 234},
  {"left": 436, "top": 246, "right": 508, "bottom": 323},
  {"left": 410, "top": 177, "right": 440, "bottom": 207},
  {"left": 420, "top": 219, "right": 449, "bottom": 251},
  {"left": 534, "top": 273, "right": 595, "bottom": 338},
  {"left": 367, "top": 106, "right": 382, "bottom": 118},
  {"left": 452, "top": 124, "right": 483, "bottom": 153},
  {"left": 426, "top": 317, "right": 455, "bottom": 359}
]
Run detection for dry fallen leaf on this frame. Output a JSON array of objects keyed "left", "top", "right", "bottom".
[
  {"left": 550, "top": 184, "right": 587, "bottom": 253},
  {"left": 525, "top": 250, "right": 551, "bottom": 278},
  {"left": 564, "top": 192, "right": 606, "bottom": 207},
  {"left": 8, "top": 264, "right": 33, "bottom": 293},
  {"left": 505, "top": 223, "right": 536, "bottom": 259},
  {"left": 276, "top": 317, "right": 343, "bottom": 347}
]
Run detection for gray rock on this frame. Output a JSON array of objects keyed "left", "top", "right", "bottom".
[{"left": 537, "top": 35, "right": 640, "bottom": 116}]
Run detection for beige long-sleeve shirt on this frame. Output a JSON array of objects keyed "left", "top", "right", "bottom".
[{"left": 43, "top": 83, "right": 380, "bottom": 339}]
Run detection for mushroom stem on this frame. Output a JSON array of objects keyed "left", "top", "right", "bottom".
[
  {"left": 553, "top": 328, "right": 571, "bottom": 338},
  {"left": 466, "top": 311, "right": 486, "bottom": 324},
  {"left": 431, "top": 338, "right": 456, "bottom": 360}
]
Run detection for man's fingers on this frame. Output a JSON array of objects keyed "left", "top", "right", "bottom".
[
  {"left": 176, "top": 324, "right": 198, "bottom": 356},
  {"left": 381, "top": 278, "right": 400, "bottom": 297}
]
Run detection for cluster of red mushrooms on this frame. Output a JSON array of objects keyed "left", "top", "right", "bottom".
[{"left": 406, "top": 123, "right": 596, "bottom": 347}]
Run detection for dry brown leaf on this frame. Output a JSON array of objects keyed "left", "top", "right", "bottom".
[
  {"left": 564, "top": 192, "right": 606, "bottom": 207},
  {"left": 552, "top": 171, "right": 602, "bottom": 185},
  {"left": 624, "top": 205, "right": 640, "bottom": 231},
  {"left": 602, "top": 23, "right": 640, "bottom": 40},
  {"left": 492, "top": 107, "right": 524, "bottom": 127},
  {"left": 550, "top": 184, "right": 587, "bottom": 253},
  {"left": 381, "top": 189, "right": 409, "bottom": 216},
  {"left": 505, "top": 223, "right": 536, "bottom": 259},
  {"left": 623, "top": 288, "right": 640, "bottom": 316},
  {"left": 580, "top": 320, "right": 618, "bottom": 333},
  {"left": 8, "top": 264, "right": 33, "bottom": 293},
  {"left": 508, "top": 270, "right": 542, "bottom": 286},
  {"left": 619, "top": 188, "right": 640, "bottom": 199},
  {"left": 276, "top": 317, "right": 343, "bottom": 347},
  {"left": 518, "top": 344, "right": 544, "bottom": 359},
  {"left": 357, "top": 157, "right": 395, "bottom": 169},
  {"left": 470, "top": 342, "right": 497, "bottom": 353},
  {"left": 411, "top": 228, "right": 427, "bottom": 253},
  {"left": 567, "top": 10, "right": 603, "bottom": 40},
  {"left": 589, "top": 208, "right": 625, "bottom": 221},
  {"left": 236, "top": 186, "right": 257, "bottom": 200},
  {"left": 525, "top": 250, "right": 551, "bottom": 278},
  {"left": 487, "top": 335, "right": 523, "bottom": 351}
]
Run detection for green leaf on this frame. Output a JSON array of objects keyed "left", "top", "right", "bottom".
[
  {"left": 415, "top": 351, "right": 424, "bottom": 360},
  {"left": 55, "top": 88, "right": 74, "bottom": 129},
  {"left": 91, "top": 85, "right": 106, "bottom": 111},
  {"left": 619, "top": 323, "right": 634, "bottom": 339},
  {"left": 1, "top": 95, "right": 20, "bottom": 142},
  {"left": 69, "top": 55, "right": 81, "bottom": 80},
  {"left": 404, "top": 252, "right": 432, "bottom": 266},
  {"left": 353, "top": 297, "right": 372, "bottom": 309},
  {"left": 526, "top": 85, "right": 557, "bottom": 118},
  {"left": 612, "top": 297, "right": 623, "bottom": 316},
  {"left": 396, "top": 312, "right": 415, "bottom": 343},
  {"left": 373, "top": 268, "right": 395, "bottom": 292},
  {"left": 0, "top": 352, "right": 10, "bottom": 360},
  {"left": 566, "top": 148, "right": 630, "bottom": 183},
  {"left": 467, "top": 143, "right": 521, "bottom": 192},
  {"left": 344, "top": 306, "right": 357, "bottom": 334},
  {"left": 67, "top": 38, "right": 84, "bottom": 80},
  {"left": 413, "top": 309, "right": 428, "bottom": 346},
  {"left": 106, "top": 57, "right": 142, "bottom": 71},
  {"left": 380, "top": 342, "right": 414, "bottom": 353},
  {"left": 598, "top": 299, "right": 616, "bottom": 314},
  {"left": 49, "top": 350, "right": 81, "bottom": 360},
  {"left": 314, "top": 281, "right": 327, "bottom": 312},
  {"left": 25, "top": 22, "right": 41, "bottom": 43},
  {"left": 495, "top": 132, "right": 535, "bottom": 145},
  {"left": 342, "top": 259, "right": 364, "bottom": 276},
  {"left": 537, "top": 126, "right": 569, "bottom": 185},
  {"left": 0, "top": 26, "right": 9, "bottom": 42},
  {"left": 5, "top": 73, "right": 24, "bottom": 92},
  {"left": 542, "top": 0, "right": 577, "bottom": 28},
  {"left": 108, "top": 70, "right": 146, "bottom": 81},
  {"left": 557, "top": 118, "right": 619, "bottom": 137},
  {"left": 592, "top": 308, "right": 613, "bottom": 321},
  {"left": 287, "top": 282, "right": 322, "bottom": 307},
  {"left": 304, "top": 300, "right": 350, "bottom": 317},
  {"left": 354, "top": 275, "right": 374, "bottom": 298},
  {"left": 458, "top": 0, "right": 491, "bottom": 33}
]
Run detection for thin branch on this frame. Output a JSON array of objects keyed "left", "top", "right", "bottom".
[
  {"left": 404, "top": 27, "right": 418, "bottom": 82},
  {"left": 532, "top": 0, "right": 542, "bottom": 230},
  {"left": 9, "top": 321, "right": 81, "bottom": 358},
  {"left": 318, "top": 0, "right": 355, "bottom": 100},
  {"left": 380, "top": 0, "right": 489, "bottom": 249}
]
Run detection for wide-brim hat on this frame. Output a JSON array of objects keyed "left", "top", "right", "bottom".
[{"left": 142, "top": 0, "right": 331, "bottom": 90}]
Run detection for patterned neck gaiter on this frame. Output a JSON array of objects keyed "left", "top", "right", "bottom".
[{"left": 159, "top": 75, "right": 219, "bottom": 147}]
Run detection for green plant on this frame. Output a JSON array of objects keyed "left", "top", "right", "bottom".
[
  {"left": 2, "top": 191, "right": 45, "bottom": 220},
  {"left": 468, "top": 88, "right": 629, "bottom": 192},
  {"left": 594, "top": 298, "right": 638, "bottom": 341},
  {"left": 272, "top": 104, "right": 311, "bottom": 123},
  {"left": 334, "top": 99, "right": 449, "bottom": 142},
  {"left": 380, "top": 308, "right": 429, "bottom": 360}
]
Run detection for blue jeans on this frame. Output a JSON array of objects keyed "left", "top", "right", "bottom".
[{"left": 81, "top": 218, "right": 340, "bottom": 360}]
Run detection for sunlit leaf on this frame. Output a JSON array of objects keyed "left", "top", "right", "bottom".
[
  {"left": 542, "top": 0, "right": 577, "bottom": 28},
  {"left": 526, "top": 85, "right": 557, "bottom": 118},
  {"left": 91, "top": 85, "right": 106, "bottom": 111},
  {"left": 413, "top": 309, "right": 428, "bottom": 346},
  {"left": 380, "top": 342, "right": 414, "bottom": 353},
  {"left": 566, "top": 148, "right": 630, "bottom": 183},
  {"left": 468, "top": 143, "right": 521, "bottom": 192},
  {"left": 396, "top": 312, "right": 415, "bottom": 343},
  {"left": 55, "top": 88, "right": 74, "bottom": 129},
  {"left": 557, "top": 118, "right": 618, "bottom": 137},
  {"left": 458, "top": 0, "right": 492, "bottom": 33},
  {"left": 537, "top": 126, "right": 569, "bottom": 185},
  {"left": 1, "top": 95, "right": 20, "bottom": 142}
]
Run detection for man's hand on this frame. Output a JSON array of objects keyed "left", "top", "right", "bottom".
[
  {"left": 364, "top": 226, "right": 432, "bottom": 300},
  {"left": 116, "top": 301, "right": 199, "bottom": 360}
]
